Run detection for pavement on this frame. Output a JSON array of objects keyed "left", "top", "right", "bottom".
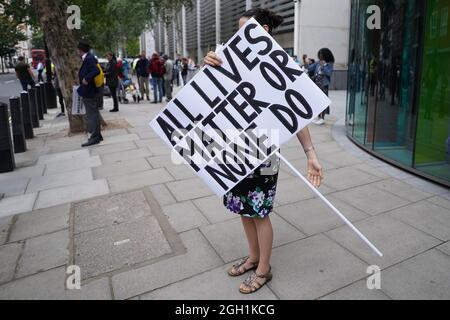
[{"left": 0, "top": 89, "right": 449, "bottom": 300}]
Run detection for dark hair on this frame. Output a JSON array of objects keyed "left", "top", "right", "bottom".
[
  {"left": 18, "top": 56, "right": 25, "bottom": 61},
  {"left": 77, "top": 42, "right": 91, "bottom": 53},
  {"left": 242, "top": 8, "right": 284, "bottom": 35},
  {"left": 318, "top": 48, "right": 335, "bottom": 63}
]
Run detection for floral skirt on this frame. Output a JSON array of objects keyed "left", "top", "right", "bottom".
[{"left": 223, "top": 154, "right": 280, "bottom": 219}]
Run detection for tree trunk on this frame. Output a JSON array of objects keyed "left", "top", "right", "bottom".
[{"left": 32, "top": 0, "right": 85, "bottom": 133}]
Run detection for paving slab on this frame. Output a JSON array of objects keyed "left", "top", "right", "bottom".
[
  {"left": 162, "top": 201, "right": 209, "bottom": 233},
  {"left": 427, "top": 196, "right": 450, "bottom": 210},
  {"left": 140, "top": 265, "right": 278, "bottom": 300},
  {"left": 437, "top": 241, "right": 450, "bottom": 256},
  {"left": 321, "top": 167, "right": 381, "bottom": 191},
  {"left": 44, "top": 156, "right": 101, "bottom": 175},
  {"left": 320, "top": 280, "right": 391, "bottom": 300},
  {"left": 0, "top": 177, "right": 29, "bottom": 197},
  {"left": 332, "top": 184, "right": 410, "bottom": 216},
  {"left": 320, "top": 151, "right": 364, "bottom": 168},
  {"left": 276, "top": 177, "right": 334, "bottom": 205},
  {"left": 107, "top": 168, "right": 173, "bottom": 193},
  {"left": 371, "top": 178, "right": 433, "bottom": 202},
  {"left": 89, "top": 141, "right": 137, "bottom": 156},
  {"left": 111, "top": 229, "right": 223, "bottom": 300},
  {"left": 27, "top": 168, "right": 93, "bottom": 193},
  {"left": 200, "top": 214, "right": 306, "bottom": 263},
  {"left": 0, "top": 193, "right": 38, "bottom": 218},
  {"left": 92, "top": 158, "right": 151, "bottom": 179},
  {"left": 0, "top": 243, "right": 22, "bottom": 284},
  {"left": 101, "top": 148, "right": 152, "bottom": 165},
  {"left": 16, "top": 229, "right": 69, "bottom": 278},
  {"left": 0, "top": 267, "right": 111, "bottom": 300},
  {"left": 381, "top": 250, "right": 450, "bottom": 300},
  {"left": 403, "top": 177, "right": 449, "bottom": 196},
  {"left": 74, "top": 216, "right": 172, "bottom": 280},
  {"left": 0, "top": 216, "right": 12, "bottom": 245},
  {"left": 34, "top": 180, "right": 109, "bottom": 210},
  {"left": 148, "top": 184, "right": 177, "bottom": 207},
  {"left": 146, "top": 155, "right": 177, "bottom": 169},
  {"left": 37, "top": 150, "right": 89, "bottom": 165},
  {"left": 0, "top": 165, "right": 45, "bottom": 181},
  {"left": 326, "top": 214, "right": 441, "bottom": 269},
  {"left": 389, "top": 200, "right": 450, "bottom": 241},
  {"left": 275, "top": 195, "right": 369, "bottom": 236},
  {"left": 193, "top": 195, "right": 236, "bottom": 223},
  {"left": 166, "top": 165, "right": 198, "bottom": 180},
  {"left": 352, "top": 163, "right": 391, "bottom": 179},
  {"left": 166, "top": 178, "right": 215, "bottom": 202},
  {"left": 94, "top": 133, "right": 139, "bottom": 146},
  {"left": 9, "top": 204, "right": 70, "bottom": 242},
  {"left": 268, "top": 234, "right": 367, "bottom": 300}
]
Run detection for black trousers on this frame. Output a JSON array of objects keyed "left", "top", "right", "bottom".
[
  {"left": 109, "top": 86, "right": 119, "bottom": 110},
  {"left": 83, "top": 97, "right": 102, "bottom": 142},
  {"left": 57, "top": 88, "right": 65, "bottom": 113}
]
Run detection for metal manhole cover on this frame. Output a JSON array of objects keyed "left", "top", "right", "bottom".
[{"left": 70, "top": 189, "right": 184, "bottom": 281}]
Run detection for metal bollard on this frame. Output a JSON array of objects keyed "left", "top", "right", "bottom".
[
  {"left": 28, "top": 88, "right": 40, "bottom": 128},
  {"left": 9, "top": 97, "right": 27, "bottom": 153},
  {"left": 44, "top": 82, "right": 57, "bottom": 109},
  {"left": 35, "top": 84, "right": 44, "bottom": 120},
  {"left": 39, "top": 82, "right": 48, "bottom": 114},
  {"left": 20, "top": 91, "right": 34, "bottom": 139},
  {"left": 0, "top": 102, "right": 15, "bottom": 173}
]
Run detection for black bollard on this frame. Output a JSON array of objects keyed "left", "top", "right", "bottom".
[
  {"left": 44, "top": 82, "right": 57, "bottom": 109},
  {"left": 39, "top": 82, "right": 48, "bottom": 114},
  {"left": 9, "top": 97, "right": 27, "bottom": 153},
  {"left": 28, "top": 87, "right": 40, "bottom": 128},
  {"left": 0, "top": 102, "right": 15, "bottom": 173},
  {"left": 35, "top": 84, "right": 44, "bottom": 120},
  {"left": 20, "top": 91, "right": 34, "bottom": 139}
]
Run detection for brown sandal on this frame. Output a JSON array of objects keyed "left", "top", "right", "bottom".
[
  {"left": 227, "top": 257, "right": 259, "bottom": 277},
  {"left": 239, "top": 267, "right": 273, "bottom": 294}
]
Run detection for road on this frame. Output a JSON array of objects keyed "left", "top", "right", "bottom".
[{"left": 0, "top": 72, "right": 22, "bottom": 104}]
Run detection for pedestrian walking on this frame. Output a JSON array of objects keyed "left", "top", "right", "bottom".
[
  {"left": 150, "top": 53, "right": 164, "bottom": 103},
  {"left": 181, "top": 57, "right": 188, "bottom": 86},
  {"left": 53, "top": 71, "right": 65, "bottom": 117},
  {"left": 136, "top": 52, "right": 151, "bottom": 101},
  {"left": 204, "top": 8, "right": 324, "bottom": 295},
  {"left": 104, "top": 52, "right": 119, "bottom": 112},
  {"left": 163, "top": 55, "right": 174, "bottom": 101},
  {"left": 14, "top": 56, "right": 36, "bottom": 91},
  {"left": 37, "top": 61, "right": 45, "bottom": 82},
  {"left": 77, "top": 42, "right": 103, "bottom": 147}
]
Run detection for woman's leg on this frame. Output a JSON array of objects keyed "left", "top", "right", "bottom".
[
  {"left": 241, "top": 217, "right": 260, "bottom": 265},
  {"left": 253, "top": 216, "right": 274, "bottom": 275},
  {"left": 110, "top": 86, "right": 119, "bottom": 111}
]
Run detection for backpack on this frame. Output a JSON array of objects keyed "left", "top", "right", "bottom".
[
  {"left": 150, "top": 59, "right": 165, "bottom": 77},
  {"left": 94, "top": 64, "right": 105, "bottom": 88}
]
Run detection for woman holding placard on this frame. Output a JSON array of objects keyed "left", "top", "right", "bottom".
[{"left": 204, "top": 8, "right": 324, "bottom": 295}]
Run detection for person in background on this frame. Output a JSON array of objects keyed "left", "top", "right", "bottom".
[
  {"left": 150, "top": 52, "right": 164, "bottom": 103},
  {"left": 37, "top": 60, "right": 45, "bottom": 82},
  {"left": 181, "top": 57, "right": 189, "bottom": 86},
  {"left": 53, "top": 71, "right": 65, "bottom": 117},
  {"left": 116, "top": 58, "right": 129, "bottom": 104},
  {"left": 173, "top": 56, "right": 181, "bottom": 87},
  {"left": 136, "top": 52, "right": 151, "bottom": 101},
  {"left": 187, "top": 57, "right": 197, "bottom": 83},
  {"left": 308, "top": 48, "right": 335, "bottom": 125},
  {"left": 163, "top": 55, "right": 174, "bottom": 101},
  {"left": 15, "top": 56, "right": 36, "bottom": 91},
  {"left": 105, "top": 52, "right": 119, "bottom": 112},
  {"left": 77, "top": 42, "right": 103, "bottom": 147}
]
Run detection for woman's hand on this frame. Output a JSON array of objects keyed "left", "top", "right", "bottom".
[
  {"left": 204, "top": 51, "right": 223, "bottom": 67},
  {"left": 306, "top": 152, "right": 323, "bottom": 188}
]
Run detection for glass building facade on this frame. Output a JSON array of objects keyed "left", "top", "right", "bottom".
[{"left": 346, "top": 0, "right": 450, "bottom": 187}]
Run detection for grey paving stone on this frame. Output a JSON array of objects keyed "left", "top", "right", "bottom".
[
  {"left": 193, "top": 195, "right": 236, "bottom": 223},
  {"left": 101, "top": 148, "right": 152, "bottom": 165},
  {"left": 74, "top": 216, "right": 172, "bottom": 280},
  {"left": 314, "top": 141, "right": 344, "bottom": 156},
  {"left": 108, "top": 168, "right": 173, "bottom": 193},
  {"left": 140, "top": 265, "right": 278, "bottom": 300},
  {"left": 27, "top": 168, "right": 93, "bottom": 193},
  {"left": 269, "top": 234, "right": 367, "bottom": 300},
  {"left": 382, "top": 250, "right": 450, "bottom": 300},
  {"left": 437, "top": 241, "right": 450, "bottom": 256},
  {"left": 37, "top": 150, "right": 90, "bottom": 165},
  {"left": 200, "top": 214, "right": 306, "bottom": 263},
  {"left": 9, "top": 204, "right": 70, "bottom": 242},
  {"left": 275, "top": 195, "right": 369, "bottom": 236},
  {"left": 427, "top": 196, "right": 450, "bottom": 210},
  {"left": 332, "top": 184, "right": 410, "bottom": 216},
  {"left": 44, "top": 156, "right": 101, "bottom": 175},
  {"left": 403, "top": 177, "right": 449, "bottom": 196},
  {"left": 377, "top": 165, "right": 415, "bottom": 180},
  {"left": 320, "top": 280, "right": 391, "bottom": 300},
  {"left": 389, "top": 201, "right": 450, "bottom": 241},
  {"left": 0, "top": 216, "right": 12, "bottom": 245},
  {"left": 321, "top": 167, "right": 381, "bottom": 191},
  {"left": 0, "top": 166, "right": 44, "bottom": 181},
  {"left": 146, "top": 155, "right": 176, "bottom": 169},
  {"left": 149, "top": 184, "right": 177, "bottom": 207},
  {"left": 162, "top": 201, "right": 209, "bottom": 233},
  {"left": 112, "top": 229, "right": 223, "bottom": 300},
  {"left": 166, "top": 165, "right": 198, "bottom": 180},
  {"left": 0, "top": 177, "right": 29, "bottom": 197},
  {"left": 101, "top": 129, "right": 129, "bottom": 137},
  {"left": 34, "top": 180, "right": 110, "bottom": 210},
  {"left": 93, "top": 158, "right": 151, "bottom": 179},
  {"left": 326, "top": 214, "right": 441, "bottom": 269},
  {"left": 0, "top": 267, "right": 111, "bottom": 300},
  {"left": 352, "top": 164, "right": 391, "bottom": 179},
  {"left": 89, "top": 141, "right": 137, "bottom": 156},
  {"left": 134, "top": 138, "right": 165, "bottom": 148},
  {"left": 372, "top": 178, "right": 433, "bottom": 202},
  {"left": 166, "top": 178, "right": 214, "bottom": 202},
  {"left": 95, "top": 133, "right": 139, "bottom": 146},
  {"left": 320, "top": 151, "right": 364, "bottom": 168},
  {"left": 0, "top": 193, "right": 38, "bottom": 218},
  {"left": 74, "top": 190, "right": 151, "bottom": 234},
  {"left": 276, "top": 177, "right": 334, "bottom": 205},
  {"left": 0, "top": 243, "right": 22, "bottom": 284}
]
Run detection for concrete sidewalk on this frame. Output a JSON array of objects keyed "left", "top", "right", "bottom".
[{"left": 0, "top": 90, "right": 449, "bottom": 300}]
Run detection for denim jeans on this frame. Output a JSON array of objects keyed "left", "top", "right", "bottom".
[{"left": 151, "top": 77, "right": 163, "bottom": 102}]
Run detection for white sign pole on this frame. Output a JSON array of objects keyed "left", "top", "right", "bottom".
[{"left": 276, "top": 151, "right": 384, "bottom": 258}]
